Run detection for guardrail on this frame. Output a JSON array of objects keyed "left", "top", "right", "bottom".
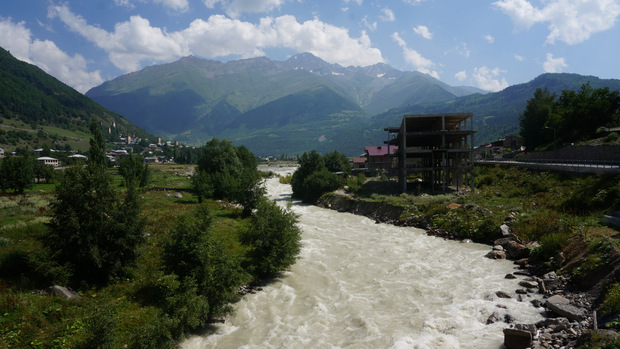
[{"left": 475, "top": 158, "right": 620, "bottom": 173}]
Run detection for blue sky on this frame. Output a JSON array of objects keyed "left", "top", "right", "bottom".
[{"left": 1, "top": 0, "right": 619, "bottom": 93}]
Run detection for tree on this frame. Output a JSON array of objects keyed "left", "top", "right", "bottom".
[
  {"left": 519, "top": 88, "right": 556, "bottom": 151},
  {"left": 194, "top": 139, "right": 264, "bottom": 214},
  {"left": 300, "top": 169, "right": 344, "bottom": 204},
  {"left": 554, "top": 83, "right": 620, "bottom": 143},
  {"left": 190, "top": 170, "right": 213, "bottom": 204},
  {"left": 162, "top": 205, "right": 244, "bottom": 316},
  {"left": 118, "top": 154, "right": 150, "bottom": 189},
  {"left": 291, "top": 150, "right": 324, "bottom": 199},
  {"left": 323, "top": 150, "right": 352, "bottom": 174},
  {"left": 240, "top": 197, "right": 302, "bottom": 276},
  {"left": 0, "top": 155, "right": 34, "bottom": 193},
  {"left": 45, "top": 119, "right": 144, "bottom": 283}
]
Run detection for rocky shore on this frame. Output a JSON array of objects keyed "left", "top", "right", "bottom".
[{"left": 317, "top": 193, "right": 618, "bottom": 349}]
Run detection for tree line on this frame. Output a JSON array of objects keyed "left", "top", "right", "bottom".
[{"left": 520, "top": 82, "right": 620, "bottom": 151}]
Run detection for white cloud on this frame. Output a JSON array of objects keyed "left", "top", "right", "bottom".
[
  {"left": 344, "top": 0, "right": 363, "bottom": 5},
  {"left": 380, "top": 8, "right": 396, "bottom": 22},
  {"left": 455, "top": 70, "right": 467, "bottom": 81},
  {"left": 543, "top": 53, "right": 568, "bottom": 72},
  {"left": 154, "top": 0, "right": 189, "bottom": 12},
  {"left": 362, "top": 16, "right": 377, "bottom": 31},
  {"left": 48, "top": 5, "right": 383, "bottom": 72},
  {"left": 413, "top": 25, "right": 432, "bottom": 39},
  {"left": 473, "top": 66, "right": 508, "bottom": 92},
  {"left": 485, "top": 34, "right": 495, "bottom": 43},
  {"left": 456, "top": 42, "right": 470, "bottom": 58},
  {"left": 203, "top": 0, "right": 283, "bottom": 17},
  {"left": 392, "top": 32, "right": 439, "bottom": 79},
  {"left": 0, "top": 18, "right": 103, "bottom": 93},
  {"left": 493, "top": 0, "right": 620, "bottom": 45},
  {"left": 404, "top": 0, "right": 427, "bottom": 4},
  {"left": 514, "top": 54, "right": 524, "bottom": 61},
  {"left": 48, "top": 5, "right": 189, "bottom": 72}
]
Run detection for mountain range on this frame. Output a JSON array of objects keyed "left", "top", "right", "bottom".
[
  {"left": 3, "top": 45, "right": 619, "bottom": 157},
  {"left": 85, "top": 53, "right": 488, "bottom": 155}
]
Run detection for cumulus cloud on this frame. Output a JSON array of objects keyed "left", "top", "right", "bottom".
[
  {"left": 485, "top": 34, "right": 495, "bottom": 43},
  {"left": 514, "top": 54, "right": 524, "bottom": 61},
  {"left": 455, "top": 70, "right": 467, "bottom": 81},
  {"left": 48, "top": 4, "right": 383, "bottom": 72},
  {"left": 0, "top": 18, "right": 103, "bottom": 93},
  {"left": 473, "top": 66, "right": 508, "bottom": 92},
  {"left": 380, "top": 8, "right": 396, "bottom": 22},
  {"left": 493, "top": 0, "right": 620, "bottom": 45},
  {"left": 48, "top": 5, "right": 189, "bottom": 72},
  {"left": 392, "top": 32, "right": 439, "bottom": 79},
  {"left": 543, "top": 53, "right": 568, "bottom": 72},
  {"left": 413, "top": 25, "right": 432, "bottom": 39},
  {"left": 203, "top": 0, "right": 283, "bottom": 17}
]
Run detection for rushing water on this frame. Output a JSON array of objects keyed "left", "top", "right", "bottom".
[{"left": 182, "top": 167, "right": 544, "bottom": 349}]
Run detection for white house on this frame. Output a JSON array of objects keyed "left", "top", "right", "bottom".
[
  {"left": 0, "top": 147, "right": 4, "bottom": 157},
  {"left": 37, "top": 156, "right": 59, "bottom": 167}
]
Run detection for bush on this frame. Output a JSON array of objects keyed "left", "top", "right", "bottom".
[
  {"left": 300, "top": 170, "right": 343, "bottom": 204},
  {"left": 531, "top": 232, "right": 571, "bottom": 263},
  {"left": 240, "top": 197, "right": 302, "bottom": 276}
]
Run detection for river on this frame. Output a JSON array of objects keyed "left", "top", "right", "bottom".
[{"left": 182, "top": 167, "right": 544, "bottom": 349}]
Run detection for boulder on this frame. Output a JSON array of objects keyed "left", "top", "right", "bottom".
[
  {"left": 545, "top": 295, "right": 587, "bottom": 321},
  {"left": 496, "top": 291, "right": 512, "bottom": 299},
  {"left": 500, "top": 223, "right": 512, "bottom": 237},
  {"left": 505, "top": 240, "right": 529, "bottom": 259},
  {"left": 486, "top": 250, "right": 506, "bottom": 259},
  {"left": 503, "top": 327, "right": 533, "bottom": 349},
  {"left": 518, "top": 280, "right": 539, "bottom": 289}
]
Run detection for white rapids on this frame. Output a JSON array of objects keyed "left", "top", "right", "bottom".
[{"left": 181, "top": 167, "right": 544, "bottom": 349}]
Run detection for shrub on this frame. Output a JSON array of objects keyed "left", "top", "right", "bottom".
[
  {"left": 530, "top": 232, "right": 571, "bottom": 263},
  {"left": 240, "top": 197, "right": 302, "bottom": 276},
  {"left": 300, "top": 170, "right": 343, "bottom": 204}
]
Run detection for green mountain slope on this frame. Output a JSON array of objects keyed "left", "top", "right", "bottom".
[
  {"left": 0, "top": 47, "right": 151, "bottom": 151},
  {"left": 216, "top": 85, "right": 368, "bottom": 155}
]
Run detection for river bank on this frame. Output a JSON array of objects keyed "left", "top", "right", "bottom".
[{"left": 316, "top": 189, "right": 620, "bottom": 348}]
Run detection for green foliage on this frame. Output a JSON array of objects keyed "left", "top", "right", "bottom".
[
  {"left": 291, "top": 150, "right": 346, "bottom": 203},
  {"left": 431, "top": 205, "right": 501, "bottom": 243},
  {"left": 118, "top": 154, "right": 150, "bottom": 189},
  {"left": 190, "top": 170, "right": 213, "bottom": 203},
  {"left": 600, "top": 283, "right": 620, "bottom": 317},
  {"left": 519, "top": 83, "right": 620, "bottom": 150},
  {"left": 323, "top": 150, "right": 352, "bottom": 173},
  {"left": 44, "top": 125, "right": 145, "bottom": 284},
  {"left": 240, "top": 197, "right": 302, "bottom": 276},
  {"left": 195, "top": 139, "right": 264, "bottom": 214},
  {"left": 531, "top": 232, "right": 571, "bottom": 263},
  {"left": 162, "top": 205, "right": 245, "bottom": 316},
  {"left": 519, "top": 87, "right": 557, "bottom": 151},
  {"left": 300, "top": 170, "right": 344, "bottom": 204},
  {"left": 346, "top": 173, "right": 366, "bottom": 193},
  {"left": 0, "top": 155, "right": 34, "bottom": 193}
]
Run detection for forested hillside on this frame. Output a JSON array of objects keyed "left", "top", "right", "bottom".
[{"left": 0, "top": 47, "right": 152, "bottom": 152}]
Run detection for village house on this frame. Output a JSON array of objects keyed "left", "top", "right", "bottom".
[
  {"left": 364, "top": 145, "right": 398, "bottom": 174},
  {"left": 37, "top": 156, "right": 59, "bottom": 167}
]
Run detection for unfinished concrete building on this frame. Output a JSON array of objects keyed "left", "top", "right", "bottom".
[{"left": 385, "top": 113, "right": 475, "bottom": 193}]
